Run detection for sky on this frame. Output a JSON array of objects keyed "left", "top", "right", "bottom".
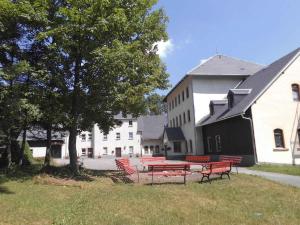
[{"left": 155, "top": 0, "right": 300, "bottom": 95}]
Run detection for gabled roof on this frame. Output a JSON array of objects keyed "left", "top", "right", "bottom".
[
  {"left": 137, "top": 114, "right": 167, "bottom": 140},
  {"left": 164, "top": 127, "right": 185, "bottom": 141},
  {"left": 18, "top": 128, "right": 67, "bottom": 141},
  {"left": 188, "top": 55, "right": 264, "bottom": 76},
  {"left": 164, "top": 55, "right": 264, "bottom": 101},
  {"left": 200, "top": 48, "right": 300, "bottom": 126}
]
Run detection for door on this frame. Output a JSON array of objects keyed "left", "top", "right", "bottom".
[
  {"left": 88, "top": 148, "right": 93, "bottom": 158},
  {"left": 115, "top": 148, "right": 122, "bottom": 157}
]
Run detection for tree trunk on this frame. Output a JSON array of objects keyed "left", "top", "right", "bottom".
[
  {"left": 6, "top": 135, "right": 12, "bottom": 168},
  {"left": 68, "top": 127, "right": 78, "bottom": 174},
  {"left": 44, "top": 125, "right": 52, "bottom": 166},
  {"left": 19, "top": 128, "right": 26, "bottom": 166}
]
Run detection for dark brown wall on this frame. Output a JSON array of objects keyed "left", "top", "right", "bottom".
[{"left": 203, "top": 116, "right": 254, "bottom": 156}]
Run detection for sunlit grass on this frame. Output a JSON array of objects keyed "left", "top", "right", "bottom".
[
  {"left": 1, "top": 167, "right": 300, "bottom": 225},
  {"left": 250, "top": 163, "right": 300, "bottom": 176}
]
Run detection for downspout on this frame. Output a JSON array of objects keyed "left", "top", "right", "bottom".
[{"left": 241, "top": 113, "right": 258, "bottom": 164}]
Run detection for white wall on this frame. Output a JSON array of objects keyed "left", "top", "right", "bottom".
[
  {"left": 166, "top": 77, "right": 196, "bottom": 154},
  {"left": 93, "top": 119, "right": 141, "bottom": 157},
  {"left": 252, "top": 55, "right": 300, "bottom": 165}
]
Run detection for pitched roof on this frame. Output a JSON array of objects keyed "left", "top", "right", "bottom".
[
  {"left": 18, "top": 128, "right": 67, "bottom": 141},
  {"left": 188, "top": 55, "right": 264, "bottom": 76},
  {"left": 164, "top": 127, "right": 185, "bottom": 141},
  {"left": 164, "top": 55, "right": 264, "bottom": 101},
  {"left": 137, "top": 115, "right": 167, "bottom": 140},
  {"left": 200, "top": 48, "right": 300, "bottom": 126}
]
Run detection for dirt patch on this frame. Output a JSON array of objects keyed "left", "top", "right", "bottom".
[{"left": 33, "top": 174, "right": 87, "bottom": 188}]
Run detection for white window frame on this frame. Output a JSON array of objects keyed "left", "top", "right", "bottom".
[
  {"left": 116, "top": 133, "right": 120, "bottom": 140},
  {"left": 129, "top": 132, "right": 133, "bottom": 140}
]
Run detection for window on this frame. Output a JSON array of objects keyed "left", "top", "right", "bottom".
[
  {"left": 155, "top": 145, "right": 160, "bottom": 154},
  {"left": 183, "top": 112, "right": 186, "bottom": 124},
  {"left": 182, "top": 91, "right": 185, "bottom": 102},
  {"left": 215, "top": 135, "right": 222, "bottom": 152},
  {"left": 144, "top": 146, "right": 149, "bottom": 154},
  {"left": 298, "top": 129, "right": 300, "bottom": 145},
  {"left": 88, "top": 133, "right": 92, "bottom": 141},
  {"left": 189, "top": 140, "right": 193, "bottom": 153},
  {"left": 187, "top": 110, "right": 191, "bottom": 122},
  {"left": 172, "top": 100, "right": 174, "bottom": 109},
  {"left": 292, "top": 84, "right": 300, "bottom": 101},
  {"left": 103, "top": 147, "right": 108, "bottom": 155},
  {"left": 186, "top": 87, "right": 189, "bottom": 98},
  {"left": 129, "top": 132, "right": 133, "bottom": 140},
  {"left": 81, "top": 148, "right": 86, "bottom": 156},
  {"left": 169, "top": 102, "right": 171, "bottom": 111},
  {"left": 274, "top": 129, "right": 285, "bottom": 148},
  {"left": 116, "top": 133, "right": 120, "bottom": 140},
  {"left": 150, "top": 145, "right": 154, "bottom": 153},
  {"left": 81, "top": 134, "right": 86, "bottom": 142},
  {"left": 103, "top": 134, "right": 107, "bottom": 141},
  {"left": 129, "top": 120, "right": 133, "bottom": 127},
  {"left": 173, "top": 118, "right": 175, "bottom": 127},
  {"left": 207, "top": 137, "right": 213, "bottom": 153},
  {"left": 169, "top": 120, "right": 172, "bottom": 127},
  {"left": 179, "top": 114, "right": 182, "bottom": 126},
  {"left": 178, "top": 94, "right": 180, "bottom": 104},
  {"left": 176, "top": 116, "right": 178, "bottom": 127},
  {"left": 129, "top": 146, "right": 134, "bottom": 154},
  {"left": 174, "top": 142, "right": 181, "bottom": 152},
  {"left": 175, "top": 96, "right": 177, "bottom": 107}
]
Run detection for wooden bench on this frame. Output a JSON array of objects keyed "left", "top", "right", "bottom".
[
  {"left": 219, "top": 155, "right": 242, "bottom": 173},
  {"left": 148, "top": 163, "right": 191, "bottom": 185},
  {"left": 140, "top": 156, "right": 166, "bottom": 170},
  {"left": 200, "top": 161, "right": 232, "bottom": 183},
  {"left": 115, "top": 158, "right": 139, "bottom": 182}
]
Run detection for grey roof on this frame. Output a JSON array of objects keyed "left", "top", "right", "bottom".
[
  {"left": 164, "top": 127, "right": 185, "bottom": 141},
  {"left": 188, "top": 55, "right": 264, "bottom": 76},
  {"left": 114, "top": 113, "right": 134, "bottom": 120},
  {"left": 229, "top": 89, "right": 252, "bottom": 95},
  {"left": 200, "top": 48, "right": 300, "bottom": 126},
  {"left": 164, "top": 55, "right": 263, "bottom": 101},
  {"left": 137, "top": 115, "right": 166, "bottom": 140},
  {"left": 18, "top": 128, "right": 67, "bottom": 141}
]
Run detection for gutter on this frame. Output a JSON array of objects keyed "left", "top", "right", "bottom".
[{"left": 241, "top": 114, "right": 258, "bottom": 164}]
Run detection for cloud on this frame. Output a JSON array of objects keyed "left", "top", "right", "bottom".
[{"left": 155, "top": 39, "right": 174, "bottom": 58}]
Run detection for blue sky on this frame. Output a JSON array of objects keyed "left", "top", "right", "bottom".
[{"left": 155, "top": 0, "right": 300, "bottom": 95}]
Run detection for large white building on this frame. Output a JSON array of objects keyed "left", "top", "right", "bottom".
[
  {"left": 26, "top": 114, "right": 166, "bottom": 159},
  {"left": 163, "top": 55, "right": 263, "bottom": 158}
]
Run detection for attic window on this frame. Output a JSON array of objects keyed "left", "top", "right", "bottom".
[{"left": 292, "top": 84, "right": 300, "bottom": 101}]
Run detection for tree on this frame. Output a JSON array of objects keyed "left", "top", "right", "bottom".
[
  {"left": 32, "top": 0, "right": 169, "bottom": 174},
  {"left": 145, "top": 93, "right": 167, "bottom": 115}
]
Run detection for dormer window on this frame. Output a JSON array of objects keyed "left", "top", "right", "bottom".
[
  {"left": 209, "top": 103, "right": 214, "bottom": 115},
  {"left": 228, "top": 93, "right": 234, "bottom": 108},
  {"left": 292, "top": 84, "right": 300, "bottom": 101}
]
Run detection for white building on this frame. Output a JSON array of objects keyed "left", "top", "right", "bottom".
[
  {"left": 26, "top": 114, "right": 165, "bottom": 159},
  {"left": 201, "top": 48, "right": 300, "bottom": 165},
  {"left": 163, "top": 55, "right": 263, "bottom": 158}
]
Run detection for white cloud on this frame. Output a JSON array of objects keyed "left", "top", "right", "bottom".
[{"left": 155, "top": 39, "right": 174, "bottom": 58}]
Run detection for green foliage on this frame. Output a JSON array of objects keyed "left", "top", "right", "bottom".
[{"left": 145, "top": 93, "right": 167, "bottom": 115}]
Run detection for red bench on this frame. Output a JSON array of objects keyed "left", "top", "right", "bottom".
[
  {"left": 140, "top": 156, "right": 166, "bottom": 170},
  {"left": 115, "top": 158, "right": 139, "bottom": 182},
  {"left": 185, "top": 155, "right": 211, "bottom": 163},
  {"left": 200, "top": 161, "right": 232, "bottom": 183},
  {"left": 148, "top": 163, "right": 191, "bottom": 185},
  {"left": 219, "top": 155, "right": 242, "bottom": 174}
]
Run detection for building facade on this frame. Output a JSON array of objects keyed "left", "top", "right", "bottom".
[
  {"left": 164, "top": 55, "right": 263, "bottom": 158},
  {"left": 201, "top": 48, "right": 300, "bottom": 165}
]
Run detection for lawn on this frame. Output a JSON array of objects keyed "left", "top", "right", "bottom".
[
  {"left": 1, "top": 166, "right": 300, "bottom": 225},
  {"left": 249, "top": 163, "right": 300, "bottom": 176}
]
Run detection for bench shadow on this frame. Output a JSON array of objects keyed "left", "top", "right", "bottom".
[
  {"left": 0, "top": 186, "right": 14, "bottom": 194},
  {"left": 145, "top": 181, "right": 186, "bottom": 186},
  {"left": 199, "top": 176, "right": 231, "bottom": 184}
]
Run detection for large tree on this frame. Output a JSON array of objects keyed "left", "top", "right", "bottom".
[{"left": 34, "top": 0, "right": 169, "bottom": 174}]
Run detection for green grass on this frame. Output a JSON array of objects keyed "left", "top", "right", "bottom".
[
  {"left": 249, "top": 163, "right": 300, "bottom": 176},
  {"left": 1, "top": 166, "right": 300, "bottom": 225}
]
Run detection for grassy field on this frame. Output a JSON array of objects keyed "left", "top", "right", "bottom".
[
  {"left": 1, "top": 166, "right": 300, "bottom": 225},
  {"left": 250, "top": 163, "right": 300, "bottom": 176}
]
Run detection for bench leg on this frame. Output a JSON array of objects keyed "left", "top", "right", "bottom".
[
  {"left": 221, "top": 172, "right": 230, "bottom": 180},
  {"left": 201, "top": 174, "right": 211, "bottom": 184},
  {"left": 236, "top": 166, "right": 238, "bottom": 174},
  {"left": 151, "top": 172, "right": 154, "bottom": 185},
  {"left": 184, "top": 174, "right": 186, "bottom": 185}
]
